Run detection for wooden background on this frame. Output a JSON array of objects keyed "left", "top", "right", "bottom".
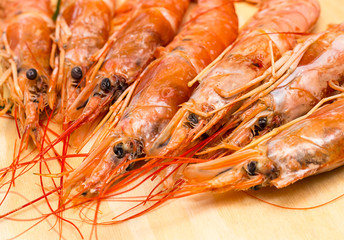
[{"left": 2, "top": 0, "right": 344, "bottom": 239}]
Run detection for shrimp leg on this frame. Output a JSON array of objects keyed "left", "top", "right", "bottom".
[
  {"left": 51, "top": 0, "right": 116, "bottom": 121},
  {"left": 2, "top": 0, "right": 53, "bottom": 148},
  {"left": 181, "top": 96, "right": 344, "bottom": 193},
  {"left": 150, "top": 0, "right": 320, "bottom": 158},
  {"left": 202, "top": 24, "right": 344, "bottom": 155},
  {"left": 65, "top": 0, "right": 189, "bottom": 125},
  {"left": 63, "top": 0, "right": 239, "bottom": 198}
]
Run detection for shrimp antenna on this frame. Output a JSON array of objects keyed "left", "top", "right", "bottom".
[{"left": 245, "top": 191, "right": 344, "bottom": 210}]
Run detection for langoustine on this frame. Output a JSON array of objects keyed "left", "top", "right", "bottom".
[
  {"left": 202, "top": 23, "right": 344, "bottom": 155},
  {"left": 150, "top": 0, "right": 320, "bottom": 158},
  {"left": 52, "top": 0, "right": 116, "bottom": 119},
  {"left": 0, "top": 0, "right": 53, "bottom": 148},
  {"left": 65, "top": 0, "right": 189, "bottom": 127},
  {"left": 101, "top": 95, "right": 344, "bottom": 223},
  {"left": 63, "top": 0, "right": 239, "bottom": 197},
  {"left": 180, "top": 96, "right": 344, "bottom": 193}
]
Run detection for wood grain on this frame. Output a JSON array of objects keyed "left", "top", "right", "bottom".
[{"left": 1, "top": 0, "right": 344, "bottom": 239}]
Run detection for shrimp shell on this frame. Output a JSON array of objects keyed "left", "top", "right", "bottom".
[
  {"left": 53, "top": 0, "right": 116, "bottom": 120},
  {"left": 150, "top": 0, "right": 320, "bottom": 158},
  {"left": 63, "top": 0, "right": 239, "bottom": 197},
  {"left": 183, "top": 97, "right": 344, "bottom": 192},
  {"left": 66, "top": 0, "right": 190, "bottom": 123},
  {"left": 1, "top": 0, "right": 53, "bottom": 147},
  {"left": 205, "top": 24, "right": 344, "bottom": 154}
]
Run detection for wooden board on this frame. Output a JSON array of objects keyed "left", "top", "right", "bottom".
[{"left": 2, "top": 0, "right": 344, "bottom": 239}]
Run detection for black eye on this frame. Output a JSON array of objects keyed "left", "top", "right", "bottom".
[
  {"left": 187, "top": 113, "right": 198, "bottom": 126},
  {"left": 100, "top": 78, "right": 111, "bottom": 93},
  {"left": 247, "top": 161, "right": 257, "bottom": 176},
  {"left": 26, "top": 68, "right": 37, "bottom": 80},
  {"left": 188, "top": 113, "right": 198, "bottom": 124},
  {"left": 113, "top": 143, "right": 125, "bottom": 158},
  {"left": 71, "top": 66, "right": 83, "bottom": 80},
  {"left": 257, "top": 117, "right": 267, "bottom": 130}
]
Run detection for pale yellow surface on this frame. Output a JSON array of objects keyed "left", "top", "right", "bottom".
[{"left": 2, "top": 1, "right": 344, "bottom": 240}]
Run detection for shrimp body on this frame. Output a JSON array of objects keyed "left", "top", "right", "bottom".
[
  {"left": 118, "top": 0, "right": 238, "bottom": 151},
  {"left": 66, "top": 0, "right": 189, "bottom": 123},
  {"left": 55, "top": 0, "right": 116, "bottom": 118},
  {"left": 109, "top": 0, "right": 140, "bottom": 36},
  {"left": 219, "top": 25, "right": 344, "bottom": 149},
  {"left": 183, "top": 98, "right": 344, "bottom": 192},
  {"left": 150, "top": 0, "right": 320, "bottom": 157},
  {"left": 2, "top": 0, "right": 53, "bottom": 146},
  {"left": 64, "top": 0, "right": 239, "bottom": 196}
]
